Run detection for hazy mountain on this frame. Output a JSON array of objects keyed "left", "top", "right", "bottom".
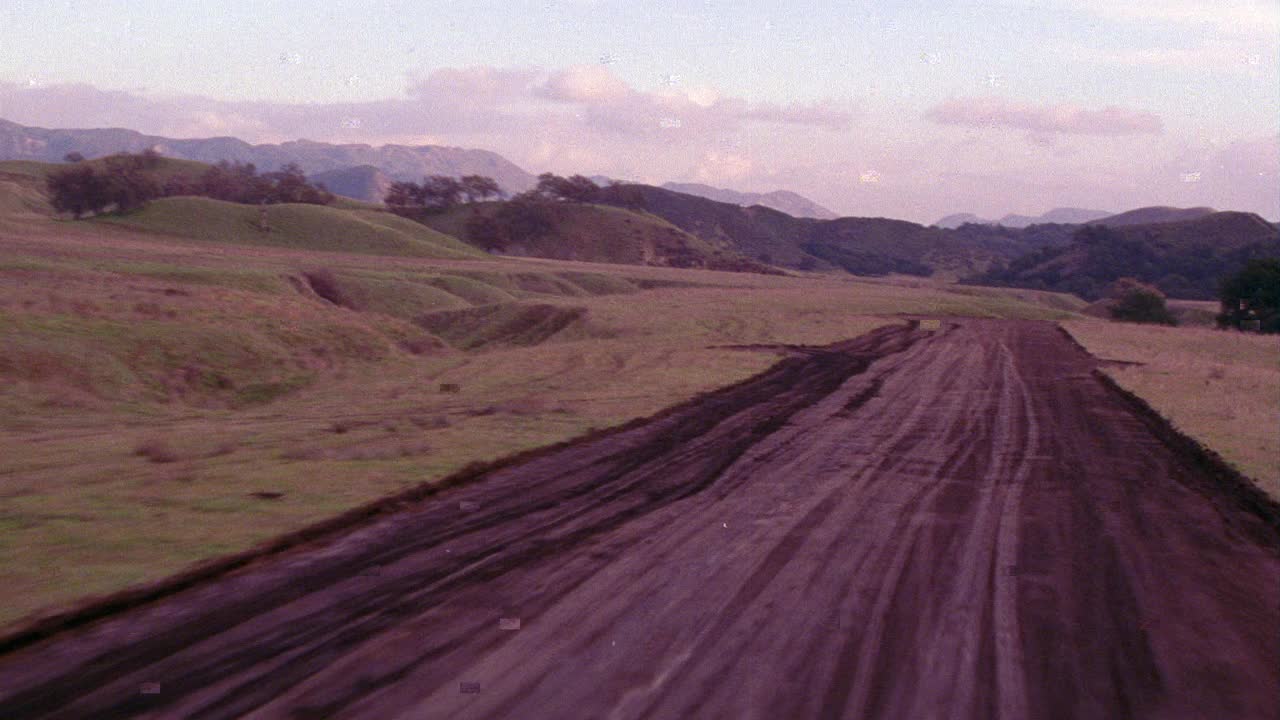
[
  {"left": 934, "top": 213, "right": 991, "bottom": 229},
  {"left": 308, "top": 165, "right": 394, "bottom": 204},
  {"left": 999, "top": 208, "right": 1111, "bottom": 227},
  {"left": 0, "top": 118, "right": 537, "bottom": 194},
  {"left": 973, "top": 211, "right": 1280, "bottom": 300},
  {"left": 661, "top": 182, "right": 839, "bottom": 220},
  {"left": 1096, "top": 206, "right": 1216, "bottom": 227},
  {"left": 935, "top": 208, "right": 1111, "bottom": 228}
]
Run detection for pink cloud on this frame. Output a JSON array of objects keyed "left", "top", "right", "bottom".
[{"left": 924, "top": 96, "right": 1163, "bottom": 135}]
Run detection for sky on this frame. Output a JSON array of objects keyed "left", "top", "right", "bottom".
[{"left": 1, "top": 0, "right": 1277, "bottom": 222}]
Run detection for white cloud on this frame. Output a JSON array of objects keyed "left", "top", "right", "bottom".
[
  {"left": 1055, "top": 0, "right": 1280, "bottom": 37},
  {"left": 925, "top": 96, "right": 1163, "bottom": 135}
]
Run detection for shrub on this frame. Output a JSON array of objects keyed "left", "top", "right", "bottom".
[
  {"left": 1108, "top": 277, "right": 1177, "bottom": 325},
  {"left": 1217, "top": 258, "right": 1280, "bottom": 333}
]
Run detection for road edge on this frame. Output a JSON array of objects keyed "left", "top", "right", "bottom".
[{"left": 1090, "top": 368, "right": 1280, "bottom": 544}]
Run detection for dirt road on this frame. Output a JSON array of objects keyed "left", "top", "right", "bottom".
[{"left": 1, "top": 320, "right": 1276, "bottom": 719}]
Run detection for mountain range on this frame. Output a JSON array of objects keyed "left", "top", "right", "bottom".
[
  {"left": 0, "top": 119, "right": 536, "bottom": 195},
  {"left": 4, "top": 118, "right": 1274, "bottom": 299},
  {"left": 934, "top": 207, "right": 1113, "bottom": 229}
]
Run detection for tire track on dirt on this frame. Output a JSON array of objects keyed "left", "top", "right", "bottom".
[{"left": 0, "top": 319, "right": 1276, "bottom": 719}]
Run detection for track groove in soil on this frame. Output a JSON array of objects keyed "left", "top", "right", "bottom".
[{"left": 0, "top": 320, "right": 1275, "bottom": 719}]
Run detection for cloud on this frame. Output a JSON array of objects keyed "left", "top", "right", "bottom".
[
  {"left": 406, "top": 66, "right": 539, "bottom": 106},
  {"left": 924, "top": 96, "right": 1163, "bottom": 135},
  {"left": 538, "top": 65, "right": 631, "bottom": 103},
  {"left": 1, "top": 65, "right": 853, "bottom": 146},
  {"left": 1056, "top": 41, "right": 1275, "bottom": 72},
  {"left": 1048, "top": 0, "right": 1280, "bottom": 38}
]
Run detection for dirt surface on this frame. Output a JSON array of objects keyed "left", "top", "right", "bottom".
[{"left": 1, "top": 320, "right": 1277, "bottom": 719}]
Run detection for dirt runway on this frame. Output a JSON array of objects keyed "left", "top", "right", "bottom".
[{"left": 1, "top": 320, "right": 1276, "bottom": 719}]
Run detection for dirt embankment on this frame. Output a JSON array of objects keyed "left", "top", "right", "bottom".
[{"left": 0, "top": 320, "right": 1275, "bottom": 719}]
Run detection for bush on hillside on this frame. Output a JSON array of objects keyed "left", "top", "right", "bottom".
[
  {"left": 47, "top": 152, "right": 161, "bottom": 218},
  {"left": 464, "top": 197, "right": 556, "bottom": 251},
  {"left": 530, "top": 173, "right": 601, "bottom": 203},
  {"left": 195, "top": 161, "right": 332, "bottom": 205},
  {"left": 1217, "top": 258, "right": 1280, "bottom": 333},
  {"left": 1108, "top": 277, "right": 1177, "bottom": 325},
  {"left": 386, "top": 174, "right": 500, "bottom": 218},
  {"left": 46, "top": 153, "right": 332, "bottom": 218}
]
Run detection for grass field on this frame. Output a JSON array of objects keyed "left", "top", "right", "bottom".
[
  {"left": 97, "top": 196, "right": 486, "bottom": 259},
  {"left": 1063, "top": 320, "right": 1280, "bottom": 498}
]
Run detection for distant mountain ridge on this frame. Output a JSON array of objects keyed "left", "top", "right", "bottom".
[
  {"left": 594, "top": 183, "right": 1078, "bottom": 278},
  {"left": 972, "top": 211, "right": 1280, "bottom": 300},
  {"left": 0, "top": 118, "right": 537, "bottom": 195},
  {"left": 1094, "top": 206, "right": 1216, "bottom": 227},
  {"left": 934, "top": 207, "right": 1112, "bottom": 229},
  {"left": 661, "top": 182, "right": 839, "bottom": 220}
]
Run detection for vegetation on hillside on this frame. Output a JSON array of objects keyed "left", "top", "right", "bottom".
[
  {"left": 971, "top": 215, "right": 1280, "bottom": 300},
  {"left": 1107, "top": 278, "right": 1177, "bottom": 325},
  {"left": 46, "top": 151, "right": 333, "bottom": 218},
  {"left": 385, "top": 174, "right": 502, "bottom": 218},
  {"left": 591, "top": 182, "right": 1075, "bottom": 279},
  {"left": 1217, "top": 258, "right": 1280, "bottom": 333}
]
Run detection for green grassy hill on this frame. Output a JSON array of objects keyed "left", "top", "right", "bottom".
[
  {"left": 419, "top": 200, "right": 770, "bottom": 271},
  {"left": 422, "top": 199, "right": 716, "bottom": 265},
  {"left": 96, "top": 197, "right": 487, "bottom": 259}
]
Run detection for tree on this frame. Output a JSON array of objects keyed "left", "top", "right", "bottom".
[
  {"left": 421, "top": 175, "right": 464, "bottom": 209},
  {"left": 385, "top": 175, "right": 494, "bottom": 217},
  {"left": 46, "top": 155, "right": 159, "bottom": 217},
  {"left": 384, "top": 181, "right": 423, "bottom": 210},
  {"left": 1217, "top": 258, "right": 1280, "bottom": 333},
  {"left": 100, "top": 154, "right": 161, "bottom": 212},
  {"left": 460, "top": 175, "right": 501, "bottom": 203},
  {"left": 46, "top": 165, "right": 109, "bottom": 218},
  {"left": 63, "top": 151, "right": 85, "bottom": 163},
  {"left": 1108, "top": 277, "right": 1176, "bottom": 325},
  {"left": 533, "top": 173, "right": 599, "bottom": 202}
]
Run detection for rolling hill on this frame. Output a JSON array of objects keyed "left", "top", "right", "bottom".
[
  {"left": 593, "top": 183, "right": 1077, "bottom": 278},
  {"left": 972, "top": 211, "right": 1280, "bottom": 300},
  {"left": 95, "top": 196, "right": 486, "bottom": 259},
  {"left": 0, "top": 118, "right": 537, "bottom": 194},
  {"left": 1095, "top": 206, "right": 1216, "bottom": 227},
  {"left": 416, "top": 200, "right": 773, "bottom": 272}
]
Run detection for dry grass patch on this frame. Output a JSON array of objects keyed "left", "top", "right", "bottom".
[{"left": 1063, "top": 319, "right": 1279, "bottom": 497}]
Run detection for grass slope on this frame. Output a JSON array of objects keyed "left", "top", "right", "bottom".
[
  {"left": 96, "top": 196, "right": 486, "bottom": 259},
  {"left": 421, "top": 201, "right": 728, "bottom": 267}
]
